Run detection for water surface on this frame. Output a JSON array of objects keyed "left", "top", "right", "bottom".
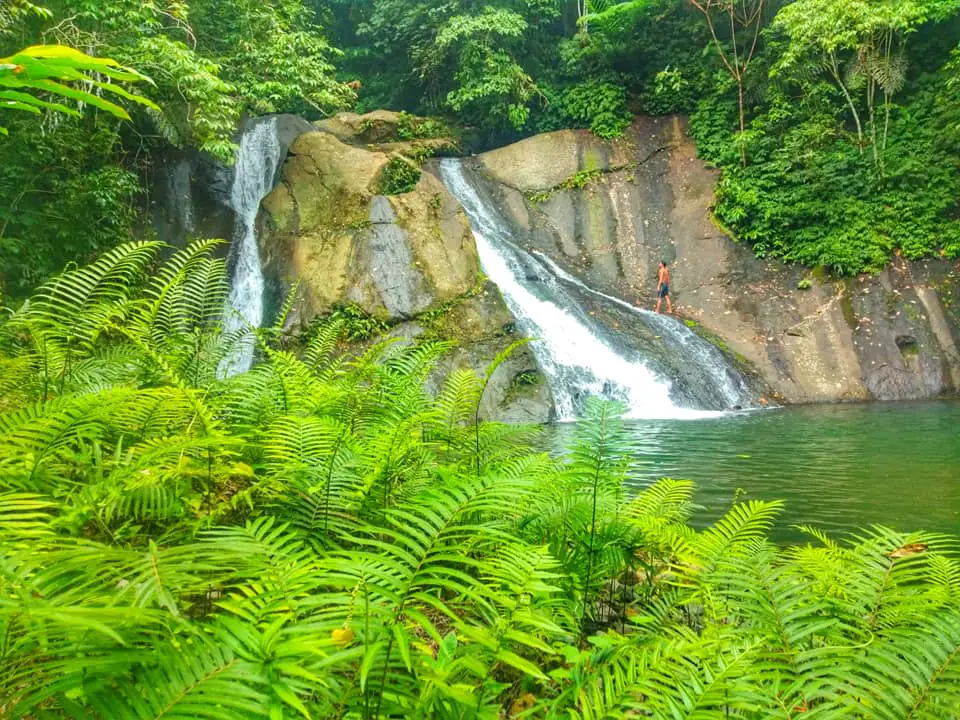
[{"left": 556, "top": 401, "right": 960, "bottom": 543}]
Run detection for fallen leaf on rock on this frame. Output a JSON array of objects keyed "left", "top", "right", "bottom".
[{"left": 886, "top": 543, "right": 928, "bottom": 559}]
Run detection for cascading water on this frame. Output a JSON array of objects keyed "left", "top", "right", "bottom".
[
  {"left": 219, "top": 117, "right": 284, "bottom": 377},
  {"left": 439, "top": 158, "right": 754, "bottom": 421},
  {"left": 531, "top": 250, "right": 753, "bottom": 409}
]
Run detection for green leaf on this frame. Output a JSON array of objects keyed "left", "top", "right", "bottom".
[
  {"left": 27, "top": 79, "right": 132, "bottom": 119},
  {"left": 360, "top": 641, "right": 385, "bottom": 692},
  {"left": 0, "top": 89, "right": 79, "bottom": 115},
  {"left": 393, "top": 624, "right": 413, "bottom": 672},
  {"left": 495, "top": 649, "right": 547, "bottom": 680}
]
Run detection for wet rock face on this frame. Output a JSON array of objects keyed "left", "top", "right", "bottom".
[
  {"left": 256, "top": 127, "right": 478, "bottom": 323},
  {"left": 473, "top": 116, "right": 960, "bottom": 404},
  {"left": 150, "top": 150, "right": 231, "bottom": 251},
  {"left": 150, "top": 115, "right": 315, "bottom": 251},
  {"left": 366, "top": 196, "right": 432, "bottom": 318}
]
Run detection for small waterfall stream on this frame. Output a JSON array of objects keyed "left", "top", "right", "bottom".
[
  {"left": 219, "top": 117, "right": 284, "bottom": 377},
  {"left": 439, "top": 158, "right": 753, "bottom": 420}
]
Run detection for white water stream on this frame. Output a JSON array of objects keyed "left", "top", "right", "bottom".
[
  {"left": 219, "top": 117, "right": 284, "bottom": 377},
  {"left": 531, "top": 250, "right": 752, "bottom": 409}
]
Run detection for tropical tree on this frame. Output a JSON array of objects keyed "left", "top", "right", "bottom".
[
  {"left": 773, "top": 0, "right": 957, "bottom": 166},
  {"left": 687, "top": 0, "right": 767, "bottom": 164},
  {"left": 34, "top": 0, "right": 353, "bottom": 161},
  {"left": 586, "top": 0, "right": 768, "bottom": 163},
  {"left": 0, "top": 0, "right": 356, "bottom": 299},
  {"left": 0, "top": 0, "right": 50, "bottom": 36},
  {"left": 347, "top": 0, "right": 552, "bottom": 133}
]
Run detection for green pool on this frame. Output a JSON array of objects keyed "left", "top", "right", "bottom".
[{"left": 556, "top": 400, "right": 960, "bottom": 543}]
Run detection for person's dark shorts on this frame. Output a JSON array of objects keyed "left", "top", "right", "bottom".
[{"left": 659, "top": 284, "right": 670, "bottom": 298}]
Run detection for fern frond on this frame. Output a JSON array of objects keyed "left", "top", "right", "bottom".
[
  {"left": 86, "top": 632, "right": 274, "bottom": 720},
  {"left": 627, "top": 478, "right": 696, "bottom": 524},
  {"left": 24, "top": 241, "right": 161, "bottom": 345},
  {"left": 683, "top": 499, "right": 785, "bottom": 576},
  {"left": 0, "top": 491, "right": 55, "bottom": 536},
  {"left": 302, "top": 317, "right": 347, "bottom": 373},
  {"left": 869, "top": 613, "right": 960, "bottom": 720},
  {"left": 270, "top": 278, "right": 302, "bottom": 338},
  {"left": 129, "top": 238, "right": 225, "bottom": 343}
]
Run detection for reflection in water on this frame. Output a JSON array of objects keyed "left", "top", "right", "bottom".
[{"left": 550, "top": 401, "right": 960, "bottom": 543}]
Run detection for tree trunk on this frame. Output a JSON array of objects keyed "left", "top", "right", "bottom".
[
  {"left": 867, "top": 76, "right": 878, "bottom": 167},
  {"left": 831, "top": 54, "right": 864, "bottom": 153},
  {"left": 882, "top": 94, "right": 891, "bottom": 160},
  {"left": 737, "top": 77, "right": 747, "bottom": 166}
]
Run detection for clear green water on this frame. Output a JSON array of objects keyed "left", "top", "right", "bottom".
[{"left": 556, "top": 401, "right": 960, "bottom": 543}]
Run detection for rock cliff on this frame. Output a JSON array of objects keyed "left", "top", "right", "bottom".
[
  {"left": 157, "top": 111, "right": 960, "bottom": 413},
  {"left": 471, "top": 116, "right": 960, "bottom": 403}
]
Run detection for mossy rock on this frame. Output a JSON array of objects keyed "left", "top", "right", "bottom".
[
  {"left": 260, "top": 128, "right": 480, "bottom": 327},
  {"left": 378, "top": 157, "right": 421, "bottom": 195},
  {"left": 316, "top": 110, "right": 458, "bottom": 147}
]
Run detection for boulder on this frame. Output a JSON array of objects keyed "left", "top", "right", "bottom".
[
  {"left": 259, "top": 130, "right": 477, "bottom": 322},
  {"left": 315, "top": 109, "right": 406, "bottom": 145},
  {"left": 257, "top": 116, "right": 553, "bottom": 421}
]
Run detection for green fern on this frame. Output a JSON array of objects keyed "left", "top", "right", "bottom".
[{"left": 4, "top": 245, "right": 960, "bottom": 719}]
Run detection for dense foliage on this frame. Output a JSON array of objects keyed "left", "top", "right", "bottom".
[
  {"left": 683, "top": 0, "right": 960, "bottom": 273},
  {"left": 330, "top": 0, "right": 960, "bottom": 273},
  {"left": 3, "top": 0, "right": 960, "bottom": 297},
  {"left": 0, "top": 43, "right": 157, "bottom": 296},
  {"left": 0, "top": 0, "right": 352, "bottom": 298},
  {"left": 3, "top": 242, "right": 960, "bottom": 718},
  {"left": 4, "top": 6, "right": 960, "bottom": 716}
]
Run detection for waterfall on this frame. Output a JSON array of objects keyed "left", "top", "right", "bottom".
[
  {"left": 439, "top": 158, "right": 754, "bottom": 421},
  {"left": 531, "top": 250, "right": 753, "bottom": 409},
  {"left": 219, "top": 117, "right": 284, "bottom": 377}
]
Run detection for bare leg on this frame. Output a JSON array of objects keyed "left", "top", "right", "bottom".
[
  {"left": 666, "top": 295, "right": 673, "bottom": 314},
  {"left": 655, "top": 297, "right": 662, "bottom": 313}
]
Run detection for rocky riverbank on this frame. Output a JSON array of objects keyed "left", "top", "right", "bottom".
[{"left": 153, "top": 110, "right": 960, "bottom": 415}]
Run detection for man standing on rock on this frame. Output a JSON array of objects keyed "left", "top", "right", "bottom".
[{"left": 655, "top": 260, "right": 673, "bottom": 314}]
